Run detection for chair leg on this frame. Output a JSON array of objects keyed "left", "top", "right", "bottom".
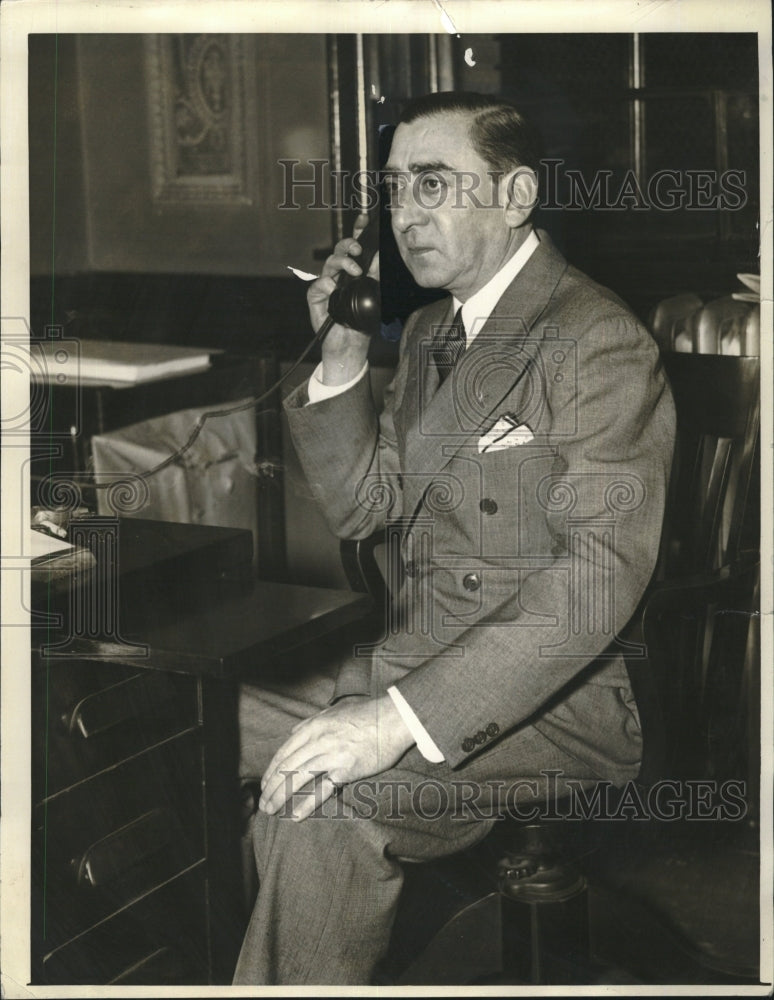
[
  {"left": 498, "top": 823, "right": 590, "bottom": 985},
  {"left": 391, "top": 892, "right": 503, "bottom": 985}
]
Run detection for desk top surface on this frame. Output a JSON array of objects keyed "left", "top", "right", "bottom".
[
  {"left": 125, "top": 580, "right": 373, "bottom": 678},
  {"left": 34, "top": 519, "right": 373, "bottom": 678},
  {"left": 50, "top": 580, "right": 373, "bottom": 679}
]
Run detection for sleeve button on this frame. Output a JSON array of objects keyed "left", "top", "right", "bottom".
[
  {"left": 461, "top": 737, "right": 476, "bottom": 753},
  {"left": 474, "top": 730, "right": 487, "bottom": 744},
  {"left": 486, "top": 722, "right": 500, "bottom": 737}
]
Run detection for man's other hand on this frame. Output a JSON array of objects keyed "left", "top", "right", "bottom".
[{"left": 258, "top": 694, "right": 414, "bottom": 821}]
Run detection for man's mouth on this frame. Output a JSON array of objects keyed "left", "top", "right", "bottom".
[{"left": 405, "top": 246, "right": 435, "bottom": 257}]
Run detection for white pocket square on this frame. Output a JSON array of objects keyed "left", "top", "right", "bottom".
[{"left": 478, "top": 414, "right": 534, "bottom": 453}]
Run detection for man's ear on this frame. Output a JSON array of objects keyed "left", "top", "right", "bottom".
[{"left": 502, "top": 167, "right": 539, "bottom": 226}]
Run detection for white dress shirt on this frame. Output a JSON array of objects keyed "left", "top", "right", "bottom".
[{"left": 307, "top": 228, "right": 540, "bottom": 760}]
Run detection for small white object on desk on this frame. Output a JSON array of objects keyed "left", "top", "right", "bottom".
[
  {"left": 35, "top": 339, "right": 217, "bottom": 385},
  {"left": 30, "top": 527, "right": 75, "bottom": 563}
]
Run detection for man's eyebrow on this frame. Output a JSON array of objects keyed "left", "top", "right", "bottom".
[{"left": 383, "top": 160, "right": 457, "bottom": 175}]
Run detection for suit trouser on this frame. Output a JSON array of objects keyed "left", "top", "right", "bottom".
[{"left": 233, "top": 664, "right": 622, "bottom": 985}]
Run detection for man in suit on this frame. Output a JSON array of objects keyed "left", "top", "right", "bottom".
[{"left": 235, "top": 92, "right": 675, "bottom": 985}]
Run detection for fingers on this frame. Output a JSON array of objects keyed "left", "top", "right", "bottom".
[
  {"left": 338, "top": 234, "right": 363, "bottom": 256},
  {"left": 307, "top": 274, "right": 337, "bottom": 303},
  {"left": 261, "top": 725, "right": 314, "bottom": 793},
  {"left": 258, "top": 710, "right": 353, "bottom": 819},
  {"left": 289, "top": 775, "right": 341, "bottom": 822},
  {"left": 352, "top": 212, "right": 370, "bottom": 240},
  {"left": 307, "top": 241, "right": 366, "bottom": 336},
  {"left": 260, "top": 716, "right": 342, "bottom": 798},
  {"left": 307, "top": 227, "right": 376, "bottom": 338},
  {"left": 260, "top": 745, "right": 346, "bottom": 821},
  {"left": 262, "top": 742, "right": 327, "bottom": 802},
  {"left": 260, "top": 748, "right": 332, "bottom": 815},
  {"left": 320, "top": 237, "right": 364, "bottom": 280}
]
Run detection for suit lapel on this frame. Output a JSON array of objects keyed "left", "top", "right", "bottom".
[{"left": 400, "top": 231, "right": 568, "bottom": 490}]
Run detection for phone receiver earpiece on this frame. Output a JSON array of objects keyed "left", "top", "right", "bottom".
[
  {"left": 326, "top": 219, "right": 381, "bottom": 336},
  {"left": 328, "top": 275, "right": 381, "bottom": 336}
]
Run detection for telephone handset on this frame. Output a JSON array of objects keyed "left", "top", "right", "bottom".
[{"left": 326, "top": 218, "right": 381, "bottom": 336}]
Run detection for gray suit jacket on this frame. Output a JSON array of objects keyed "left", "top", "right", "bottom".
[{"left": 285, "top": 231, "right": 675, "bottom": 783}]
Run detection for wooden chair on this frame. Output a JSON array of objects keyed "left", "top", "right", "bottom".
[
  {"left": 648, "top": 293, "right": 703, "bottom": 353},
  {"left": 653, "top": 352, "right": 759, "bottom": 759},
  {"left": 557, "top": 352, "right": 761, "bottom": 983},
  {"left": 340, "top": 351, "right": 761, "bottom": 985},
  {"left": 694, "top": 296, "right": 755, "bottom": 356}
]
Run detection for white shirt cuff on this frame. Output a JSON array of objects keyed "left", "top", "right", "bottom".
[
  {"left": 387, "top": 686, "right": 445, "bottom": 763},
  {"left": 306, "top": 360, "right": 369, "bottom": 404}
]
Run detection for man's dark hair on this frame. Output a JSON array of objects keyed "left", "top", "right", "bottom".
[{"left": 398, "top": 91, "right": 543, "bottom": 176}]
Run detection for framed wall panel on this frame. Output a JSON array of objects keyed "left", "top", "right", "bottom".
[{"left": 145, "top": 34, "right": 254, "bottom": 203}]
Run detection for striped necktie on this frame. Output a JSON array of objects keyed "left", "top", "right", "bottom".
[{"left": 432, "top": 307, "right": 466, "bottom": 385}]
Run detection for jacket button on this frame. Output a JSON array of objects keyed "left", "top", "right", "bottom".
[
  {"left": 486, "top": 722, "right": 500, "bottom": 737},
  {"left": 474, "top": 730, "right": 487, "bottom": 744},
  {"left": 461, "top": 737, "right": 476, "bottom": 753},
  {"left": 462, "top": 572, "right": 481, "bottom": 591},
  {"left": 404, "top": 560, "right": 417, "bottom": 578},
  {"left": 479, "top": 498, "right": 498, "bottom": 515}
]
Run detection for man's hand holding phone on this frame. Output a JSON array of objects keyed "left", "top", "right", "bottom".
[{"left": 307, "top": 214, "right": 379, "bottom": 386}]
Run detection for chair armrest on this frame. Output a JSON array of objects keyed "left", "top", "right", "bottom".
[
  {"left": 340, "top": 531, "right": 390, "bottom": 604},
  {"left": 622, "top": 553, "right": 759, "bottom": 788},
  {"left": 639, "top": 554, "right": 759, "bottom": 624}
]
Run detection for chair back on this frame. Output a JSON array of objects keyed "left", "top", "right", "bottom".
[
  {"left": 657, "top": 352, "right": 759, "bottom": 578},
  {"left": 694, "top": 295, "right": 755, "bottom": 356},
  {"left": 639, "top": 352, "right": 760, "bottom": 791},
  {"left": 649, "top": 292, "right": 703, "bottom": 352}
]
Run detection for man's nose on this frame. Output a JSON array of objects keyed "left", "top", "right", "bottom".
[{"left": 390, "top": 188, "right": 426, "bottom": 233}]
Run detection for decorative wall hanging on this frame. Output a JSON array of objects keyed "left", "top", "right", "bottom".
[{"left": 145, "top": 34, "right": 253, "bottom": 202}]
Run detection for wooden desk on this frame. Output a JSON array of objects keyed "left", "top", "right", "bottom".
[
  {"left": 31, "top": 519, "right": 372, "bottom": 985},
  {"left": 31, "top": 351, "right": 287, "bottom": 578}
]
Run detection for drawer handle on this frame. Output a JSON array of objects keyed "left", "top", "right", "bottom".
[
  {"left": 62, "top": 673, "right": 177, "bottom": 739},
  {"left": 71, "top": 808, "right": 174, "bottom": 887}
]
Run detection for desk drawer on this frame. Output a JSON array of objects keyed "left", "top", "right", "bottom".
[
  {"left": 33, "top": 731, "right": 204, "bottom": 951},
  {"left": 39, "top": 866, "right": 209, "bottom": 985},
  {"left": 33, "top": 659, "right": 198, "bottom": 798}
]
